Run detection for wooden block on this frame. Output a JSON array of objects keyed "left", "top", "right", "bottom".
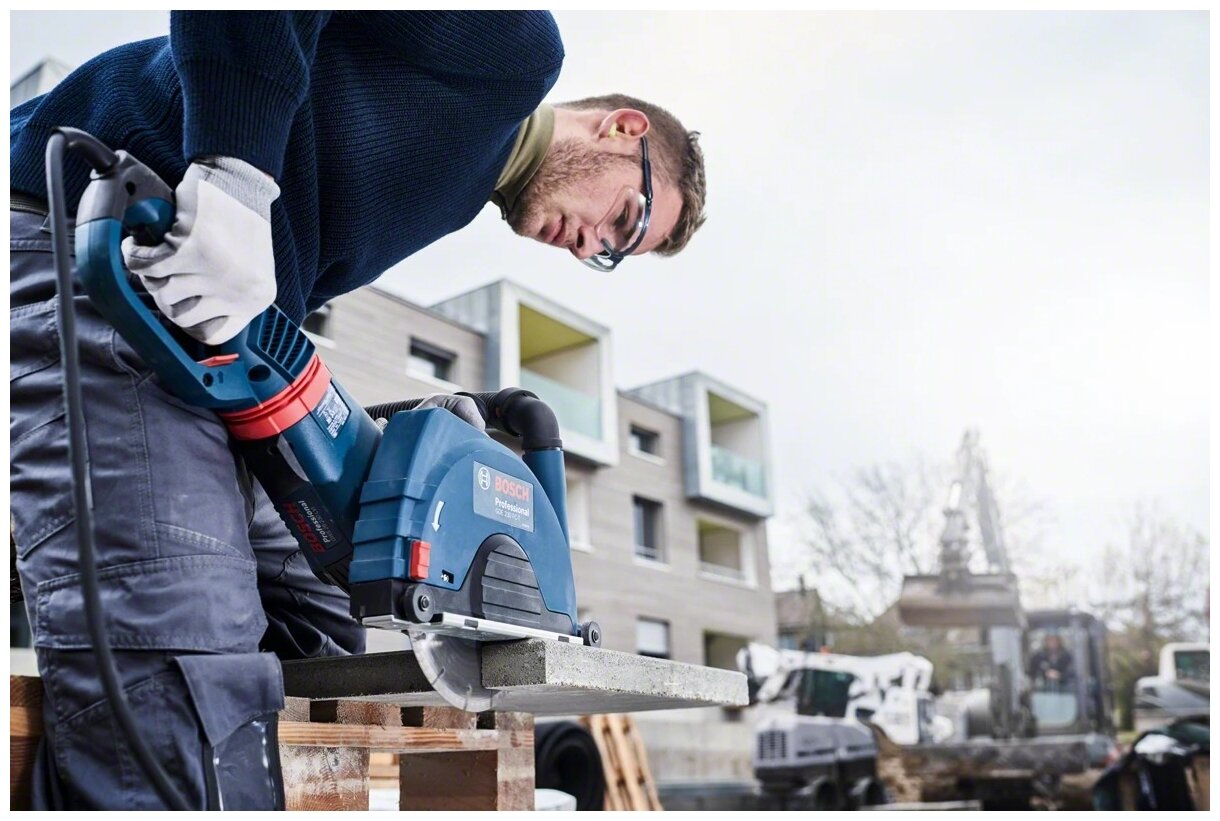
[
  {"left": 398, "top": 712, "right": 534, "bottom": 811},
  {"left": 479, "top": 710, "right": 533, "bottom": 731},
  {"left": 281, "top": 745, "right": 370, "bottom": 811},
  {"left": 1190, "top": 754, "right": 1209, "bottom": 811},
  {"left": 488, "top": 712, "right": 534, "bottom": 810},
  {"left": 369, "top": 751, "right": 400, "bottom": 787},
  {"left": 10, "top": 676, "right": 42, "bottom": 710},
  {"left": 279, "top": 696, "right": 311, "bottom": 723},
  {"left": 280, "top": 698, "right": 392, "bottom": 811},
  {"left": 401, "top": 706, "right": 476, "bottom": 729},
  {"left": 311, "top": 699, "right": 403, "bottom": 727},
  {"left": 10, "top": 676, "right": 43, "bottom": 811}
]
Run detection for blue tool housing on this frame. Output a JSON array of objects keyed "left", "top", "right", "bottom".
[{"left": 350, "top": 408, "right": 578, "bottom": 630}]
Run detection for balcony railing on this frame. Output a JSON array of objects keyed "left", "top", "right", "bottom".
[
  {"left": 710, "top": 444, "right": 766, "bottom": 497},
  {"left": 699, "top": 560, "right": 746, "bottom": 582},
  {"left": 520, "top": 368, "right": 601, "bottom": 439}
]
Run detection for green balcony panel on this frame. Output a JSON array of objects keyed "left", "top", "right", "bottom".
[
  {"left": 520, "top": 368, "right": 602, "bottom": 440},
  {"left": 710, "top": 444, "right": 766, "bottom": 497}
]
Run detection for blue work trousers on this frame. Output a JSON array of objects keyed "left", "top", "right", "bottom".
[{"left": 10, "top": 210, "right": 366, "bottom": 809}]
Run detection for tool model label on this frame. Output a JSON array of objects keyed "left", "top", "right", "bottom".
[
  {"left": 472, "top": 462, "right": 534, "bottom": 532},
  {"left": 314, "top": 384, "right": 350, "bottom": 439}
]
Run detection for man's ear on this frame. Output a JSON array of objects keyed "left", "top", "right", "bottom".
[{"left": 598, "top": 109, "right": 650, "bottom": 145}]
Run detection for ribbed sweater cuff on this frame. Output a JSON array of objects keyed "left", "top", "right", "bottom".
[{"left": 178, "top": 59, "right": 304, "bottom": 179}]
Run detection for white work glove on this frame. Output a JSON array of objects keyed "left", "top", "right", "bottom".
[
  {"left": 414, "top": 394, "right": 486, "bottom": 431},
  {"left": 122, "top": 156, "right": 280, "bottom": 346}
]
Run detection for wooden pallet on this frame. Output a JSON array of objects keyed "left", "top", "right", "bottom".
[
  {"left": 581, "top": 713, "right": 662, "bottom": 811},
  {"left": 10, "top": 676, "right": 533, "bottom": 811}
]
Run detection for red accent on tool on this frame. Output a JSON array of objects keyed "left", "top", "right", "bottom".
[
  {"left": 409, "top": 539, "right": 431, "bottom": 581},
  {"left": 197, "top": 353, "right": 240, "bottom": 367},
  {"left": 219, "top": 354, "right": 332, "bottom": 440}
]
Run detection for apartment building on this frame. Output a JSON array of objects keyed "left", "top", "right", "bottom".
[{"left": 313, "top": 279, "right": 779, "bottom": 668}]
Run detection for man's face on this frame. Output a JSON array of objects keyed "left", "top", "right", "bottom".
[
  {"left": 508, "top": 137, "right": 682, "bottom": 263},
  {"left": 1045, "top": 635, "right": 1063, "bottom": 654}
]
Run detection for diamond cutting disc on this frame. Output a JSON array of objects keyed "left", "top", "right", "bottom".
[{"left": 408, "top": 629, "right": 502, "bottom": 713}]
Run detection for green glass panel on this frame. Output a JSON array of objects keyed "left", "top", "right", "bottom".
[
  {"left": 520, "top": 368, "right": 601, "bottom": 439},
  {"left": 711, "top": 444, "right": 766, "bottom": 497}
]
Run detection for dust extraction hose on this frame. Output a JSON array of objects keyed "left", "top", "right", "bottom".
[{"left": 533, "top": 720, "right": 606, "bottom": 811}]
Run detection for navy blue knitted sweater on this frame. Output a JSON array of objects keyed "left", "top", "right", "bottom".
[{"left": 10, "top": 11, "right": 563, "bottom": 323}]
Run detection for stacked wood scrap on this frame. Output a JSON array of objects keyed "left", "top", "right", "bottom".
[
  {"left": 370, "top": 752, "right": 398, "bottom": 791},
  {"left": 10, "top": 676, "right": 42, "bottom": 811},
  {"left": 871, "top": 723, "right": 924, "bottom": 805},
  {"left": 581, "top": 713, "right": 662, "bottom": 811}
]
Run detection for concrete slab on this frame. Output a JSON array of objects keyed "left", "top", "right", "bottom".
[{"left": 282, "top": 640, "right": 747, "bottom": 715}]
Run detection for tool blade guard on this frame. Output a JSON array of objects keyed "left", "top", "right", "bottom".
[{"left": 348, "top": 405, "right": 579, "bottom": 639}]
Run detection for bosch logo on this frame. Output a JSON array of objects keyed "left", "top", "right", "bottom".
[
  {"left": 494, "top": 475, "right": 531, "bottom": 501},
  {"left": 283, "top": 501, "right": 327, "bottom": 553},
  {"left": 478, "top": 466, "right": 491, "bottom": 490}
]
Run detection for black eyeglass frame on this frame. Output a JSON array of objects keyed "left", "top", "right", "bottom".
[{"left": 582, "top": 136, "right": 653, "bottom": 272}]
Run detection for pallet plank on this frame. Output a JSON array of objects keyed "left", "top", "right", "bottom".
[
  {"left": 582, "top": 713, "right": 662, "bottom": 811},
  {"left": 279, "top": 722, "right": 527, "bottom": 752}
]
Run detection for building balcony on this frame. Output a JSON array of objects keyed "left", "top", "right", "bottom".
[
  {"left": 520, "top": 367, "right": 601, "bottom": 440},
  {"left": 627, "top": 372, "right": 773, "bottom": 518},
  {"left": 698, "top": 561, "right": 745, "bottom": 582},
  {"left": 430, "top": 281, "right": 619, "bottom": 465},
  {"left": 697, "top": 519, "right": 754, "bottom": 586},
  {"left": 710, "top": 445, "right": 766, "bottom": 498}
]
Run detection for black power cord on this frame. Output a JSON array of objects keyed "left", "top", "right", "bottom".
[{"left": 45, "top": 132, "right": 191, "bottom": 811}]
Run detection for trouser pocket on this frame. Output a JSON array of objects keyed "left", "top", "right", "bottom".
[
  {"left": 41, "top": 649, "right": 284, "bottom": 810},
  {"left": 174, "top": 652, "right": 286, "bottom": 810}
]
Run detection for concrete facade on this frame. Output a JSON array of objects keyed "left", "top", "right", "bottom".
[{"left": 309, "top": 282, "right": 780, "bottom": 668}]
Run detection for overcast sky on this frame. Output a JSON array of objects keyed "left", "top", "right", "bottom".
[{"left": 11, "top": 11, "right": 1209, "bottom": 596}]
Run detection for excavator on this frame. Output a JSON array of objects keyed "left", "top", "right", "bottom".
[
  {"left": 737, "top": 642, "right": 950, "bottom": 809},
  {"left": 891, "top": 431, "right": 1117, "bottom": 808}
]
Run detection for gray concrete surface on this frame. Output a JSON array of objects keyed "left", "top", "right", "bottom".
[{"left": 282, "top": 640, "right": 748, "bottom": 715}]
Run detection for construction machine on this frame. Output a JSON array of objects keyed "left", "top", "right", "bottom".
[
  {"left": 897, "top": 430, "right": 1022, "bottom": 632},
  {"left": 890, "top": 431, "right": 1117, "bottom": 808},
  {"left": 1134, "top": 643, "right": 1210, "bottom": 734},
  {"left": 737, "top": 642, "right": 950, "bottom": 809}
]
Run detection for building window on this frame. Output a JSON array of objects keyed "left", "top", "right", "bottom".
[
  {"left": 697, "top": 520, "right": 750, "bottom": 584},
  {"left": 302, "top": 304, "right": 333, "bottom": 342},
  {"left": 408, "top": 338, "right": 455, "bottom": 383},
  {"left": 637, "top": 617, "right": 670, "bottom": 659},
  {"left": 703, "top": 631, "right": 749, "bottom": 671},
  {"left": 633, "top": 496, "right": 663, "bottom": 562},
  {"left": 567, "top": 475, "right": 592, "bottom": 551},
  {"left": 629, "top": 425, "right": 660, "bottom": 456}
]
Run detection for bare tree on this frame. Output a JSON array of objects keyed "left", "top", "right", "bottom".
[
  {"left": 791, "top": 451, "right": 1057, "bottom": 622},
  {"left": 1091, "top": 502, "right": 1209, "bottom": 641},
  {"left": 793, "top": 455, "right": 944, "bottom": 621},
  {"left": 1088, "top": 501, "right": 1209, "bottom": 727}
]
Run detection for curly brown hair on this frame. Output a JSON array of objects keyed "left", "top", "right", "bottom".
[{"left": 556, "top": 94, "right": 707, "bottom": 257}]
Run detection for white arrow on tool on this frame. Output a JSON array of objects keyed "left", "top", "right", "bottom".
[{"left": 432, "top": 501, "right": 444, "bottom": 531}]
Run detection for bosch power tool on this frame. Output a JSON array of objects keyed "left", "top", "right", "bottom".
[{"left": 47, "top": 129, "right": 600, "bottom": 730}]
